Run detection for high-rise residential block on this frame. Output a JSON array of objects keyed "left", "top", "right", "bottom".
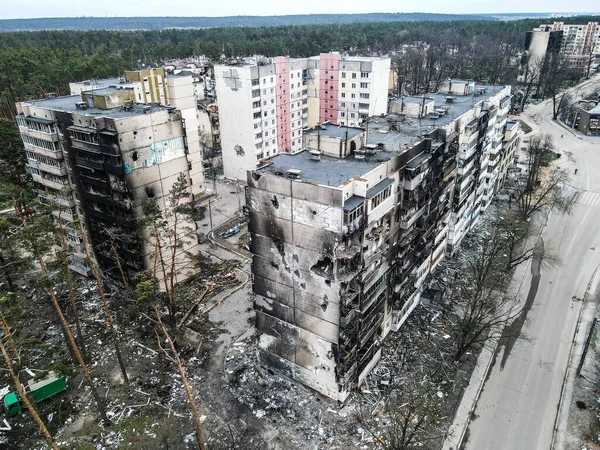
[
  {"left": 246, "top": 83, "right": 520, "bottom": 401},
  {"left": 17, "top": 85, "right": 202, "bottom": 283},
  {"left": 214, "top": 53, "right": 391, "bottom": 181}
]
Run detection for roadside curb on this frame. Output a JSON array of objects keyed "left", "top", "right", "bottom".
[
  {"left": 550, "top": 263, "right": 600, "bottom": 450},
  {"left": 442, "top": 196, "right": 549, "bottom": 450}
]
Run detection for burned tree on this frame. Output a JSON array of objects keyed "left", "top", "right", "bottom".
[
  {"left": 11, "top": 208, "right": 111, "bottom": 424},
  {"left": 80, "top": 226, "right": 129, "bottom": 383},
  {"left": 360, "top": 365, "right": 448, "bottom": 449},
  {"left": 447, "top": 224, "right": 527, "bottom": 362},
  {"left": 155, "top": 306, "right": 206, "bottom": 450},
  {"left": 0, "top": 333, "right": 59, "bottom": 450}
]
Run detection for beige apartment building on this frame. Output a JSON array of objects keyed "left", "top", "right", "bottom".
[{"left": 16, "top": 85, "right": 203, "bottom": 283}]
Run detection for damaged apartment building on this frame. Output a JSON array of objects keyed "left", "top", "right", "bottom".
[
  {"left": 246, "top": 81, "right": 521, "bottom": 401},
  {"left": 16, "top": 82, "right": 203, "bottom": 283}
]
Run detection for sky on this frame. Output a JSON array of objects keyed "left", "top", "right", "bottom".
[{"left": 2, "top": 0, "right": 599, "bottom": 20}]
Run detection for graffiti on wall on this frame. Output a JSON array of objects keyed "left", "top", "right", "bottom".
[{"left": 145, "top": 137, "right": 186, "bottom": 167}]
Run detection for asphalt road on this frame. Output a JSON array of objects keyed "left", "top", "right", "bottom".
[{"left": 465, "top": 77, "right": 600, "bottom": 450}]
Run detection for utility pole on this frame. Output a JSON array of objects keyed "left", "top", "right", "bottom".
[
  {"left": 237, "top": 181, "right": 242, "bottom": 217},
  {"left": 208, "top": 198, "right": 213, "bottom": 231}
]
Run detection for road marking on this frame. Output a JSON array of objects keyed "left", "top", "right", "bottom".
[
  {"left": 577, "top": 191, "right": 600, "bottom": 208},
  {"left": 581, "top": 208, "right": 592, "bottom": 225}
]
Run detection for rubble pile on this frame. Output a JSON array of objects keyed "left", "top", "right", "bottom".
[{"left": 222, "top": 300, "right": 476, "bottom": 450}]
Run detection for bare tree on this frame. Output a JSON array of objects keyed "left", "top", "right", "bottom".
[
  {"left": 360, "top": 368, "right": 447, "bottom": 449},
  {"left": 517, "top": 54, "right": 546, "bottom": 108},
  {"left": 539, "top": 52, "right": 583, "bottom": 120},
  {"left": 449, "top": 226, "right": 527, "bottom": 361},
  {"left": 7, "top": 200, "right": 111, "bottom": 424},
  {"left": 81, "top": 226, "right": 129, "bottom": 383},
  {"left": 155, "top": 306, "right": 206, "bottom": 450},
  {"left": 0, "top": 332, "right": 59, "bottom": 450},
  {"left": 510, "top": 134, "right": 571, "bottom": 220}
]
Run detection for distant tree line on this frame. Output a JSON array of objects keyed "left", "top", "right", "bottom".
[
  {"left": 1, "top": 15, "right": 599, "bottom": 119},
  {"left": 0, "top": 13, "right": 494, "bottom": 32}
]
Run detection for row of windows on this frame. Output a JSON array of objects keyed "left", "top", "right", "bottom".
[
  {"left": 31, "top": 168, "right": 69, "bottom": 184},
  {"left": 28, "top": 153, "right": 65, "bottom": 168},
  {"left": 22, "top": 135, "right": 61, "bottom": 152},
  {"left": 340, "top": 102, "right": 369, "bottom": 110},
  {"left": 340, "top": 82, "right": 370, "bottom": 89},
  {"left": 370, "top": 185, "right": 392, "bottom": 210},
  {"left": 17, "top": 118, "right": 57, "bottom": 134}
]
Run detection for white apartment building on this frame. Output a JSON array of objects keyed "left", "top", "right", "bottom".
[
  {"left": 530, "top": 22, "right": 600, "bottom": 70},
  {"left": 540, "top": 22, "right": 600, "bottom": 56},
  {"left": 214, "top": 53, "right": 390, "bottom": 181}
]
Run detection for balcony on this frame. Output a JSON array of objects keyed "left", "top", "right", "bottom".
[
  {"left": 457, "top": 158, "right": 475, "bottom": 176},
  {"left": 38, "top": 162, "right": 67, "bottom": 176},
  {"left": 459, "top": 130, "right": 478, "bottom": 145},
  {"left": 403, "top": 169, "right": 429, "bottom": 190},
  {"left": 79, "top": 173, "right": 108, "bottom": 188},
  {"left": 400, "top": 205, "right": 426, "bottom": 229},
  {"left": 24, "top": 142, "right": 63, "bottom": 160},
  {"left": 19, "top": 127, "right": 59, "bottom": 142},
  {"left": 75, "top": 157, "right": 104, "bottom": 171},
  {"left": 52, "top": 209, "right": 75, "bottom": 222},
  {"left": 32, "top": 174, "right": 68, "bottom": 190},
  {"left": 458, "top": 174, "right": 474, "bottom": 192},
  {"left": 38, "top": 190, "right": 75, "bottom": 208},
  {"left": 460, "top": 142, "right": 478, "bottom": 160},
  {"left": 71, "top": 139, "right": 100, "bottom": 153}
]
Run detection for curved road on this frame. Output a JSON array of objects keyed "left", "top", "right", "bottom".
[{"left": 465, "top": 76, "right": 600, "bottom": 450}]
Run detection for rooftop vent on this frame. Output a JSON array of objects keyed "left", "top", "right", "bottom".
[
  {"left": 75, "top": 102, "right": 88, "bottom": 110},
  {"left": 286, "top": 169, "right": 302, "bottom": 179},
  {"left": 446, "top": 96, "right": 455, "bottom": 103},
  {"left": 309, "top": 150, "right": 321, "bottom": 161}
]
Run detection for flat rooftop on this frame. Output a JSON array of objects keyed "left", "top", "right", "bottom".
[
  {"left": 304, "top": 125, "right": 364, "bottom": 140},
  {"left": 22, "top": 94, "right": 169, "bottom": 119},
  {"left": 368, "top": 84, "right": 507, "bottom": 151},
  {"left": 390, "top": 96, "right": 434, "bottom": 105},
  {"left": 72, "top": 77, "right": 124, "bottom": 87},
  {"left": 82, "top": 86, "right": 132, "bottom": 96},
  {"left": 258, "top": 149, "right": 398, "bottom": 187}
]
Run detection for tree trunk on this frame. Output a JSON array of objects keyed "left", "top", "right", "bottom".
[
  {"left": 56, "top": 218, "right": 87, "bottom": 360},
  {"left": 0, "top": 310, "right": 19, "bottom": 360},
  {"left": 81, "top": 228, "right": 129, "bottom": 384},
  {"left": 33, "top": 248, "right": 111, "bottom": 425},
  {"left": 156, "top": 308, "right": 206, "bottom": 450},
  {"left": 0, "top": 252, "right": 14, "bottom": 292},
  {"left": 0, "top": 338, "right": 59, "bottom": 450}
]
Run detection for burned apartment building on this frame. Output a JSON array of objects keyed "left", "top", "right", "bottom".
[
  {"left": 16, "top": 86, "right": 202, "bottom": 283},
  {"left": 247, "top": 83, "right": 520, "bottom": 401}
]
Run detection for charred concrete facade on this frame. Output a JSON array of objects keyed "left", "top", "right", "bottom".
[
  {"left": 247, "top": 131, "right": 460, "bottom": 400},
  {"left": 17, "top": 87, "right": 201, "bottom": 283},
  {"left": 248, "top": 83, "right": 520, "bottom": 401}
]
